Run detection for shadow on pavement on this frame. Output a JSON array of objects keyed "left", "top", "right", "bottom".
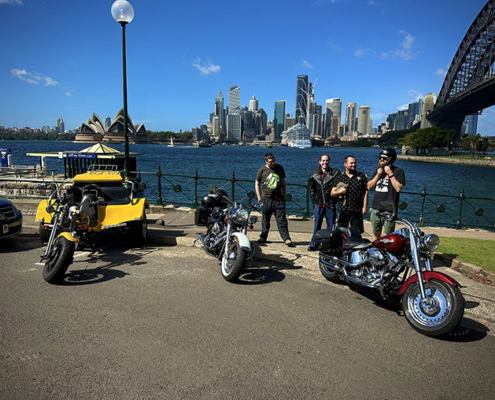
[
  {"left": 59, "top": 243, "right": 153, "bottom": 286},
  {"left": 438, "top": 318, "right": 489, "bottom": 342},
  {"left": 236, "top": 267, "right": 286, "bottom": 285}
]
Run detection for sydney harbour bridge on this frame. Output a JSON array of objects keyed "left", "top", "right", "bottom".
[{"left": 427, "top": 0, "right": 495, "bottom": 137}]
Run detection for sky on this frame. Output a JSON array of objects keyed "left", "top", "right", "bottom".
[{"left": 1, "top": 0, "right": 494, "bottom": 135}]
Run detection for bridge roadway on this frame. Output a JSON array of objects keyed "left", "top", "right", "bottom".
[{"left": 1, "top": 207, "right": 495, "bottom": 399}]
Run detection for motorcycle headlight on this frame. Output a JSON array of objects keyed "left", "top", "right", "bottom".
[
  {"left": 46, "top": 204, "right": 55, "bottom": 214},
  {"left": 235, "top": 208, "right": 249, "bottom": 223},
  {"left": 421, "top": 234, "right": 439, "bottom": 252}
]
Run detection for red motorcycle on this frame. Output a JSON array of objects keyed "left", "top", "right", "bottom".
[{"left": 317, "top": 202, "right": 465, "bottom": 337}]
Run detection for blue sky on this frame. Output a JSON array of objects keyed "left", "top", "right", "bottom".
[{"left": 1, "top": 0, "right": 493, "bottom": 134}]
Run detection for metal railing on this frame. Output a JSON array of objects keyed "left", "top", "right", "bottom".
[{"left": 1, "top": 168, "right": 494, "bottom": 231}]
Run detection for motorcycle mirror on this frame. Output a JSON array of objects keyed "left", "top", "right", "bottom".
[
  {"left": 208, "top": 185, "right": 217, "bottom": 193},
  {"left": 247, "top": 190, "right": 256, "bottom": 199}
]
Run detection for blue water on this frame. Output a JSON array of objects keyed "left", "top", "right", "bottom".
[{"left": 3, "top": 141, "right": 495, "bottom": 228}]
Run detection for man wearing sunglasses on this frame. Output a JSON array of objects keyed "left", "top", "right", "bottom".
[
  {"left": 255, "top": 153, "right": 295, "bottom": 247},
  {"left": 367, "top": 148, "right": 405, "bottom": 241}
]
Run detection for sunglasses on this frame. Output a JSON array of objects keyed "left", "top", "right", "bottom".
[{"left": 379, "top": 156, "right": 389, "bottom": 161}]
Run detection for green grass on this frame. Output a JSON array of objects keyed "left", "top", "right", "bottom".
[{"left": 437, "top": 237, "right": 495, "bottom": 272}]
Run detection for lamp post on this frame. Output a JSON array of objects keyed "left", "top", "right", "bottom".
[{"left": 111, "top": 0, "right": 134, "bottom": 179}]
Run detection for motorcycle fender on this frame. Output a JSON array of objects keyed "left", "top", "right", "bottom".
[
  {"left": 232, "top": 232, "right": 251, "bottom": 251},
  {"left": 35, "top": 199, "right": 54, "bottom": 223},
  {"left": 58, "top": 232, "right": 80, "bottom": 244},
  {"left": 93, "top": 198, "right": 149, "bottom": 231},
  {"left": 397, "top": 271, "right": 461, "bottom": 295}
]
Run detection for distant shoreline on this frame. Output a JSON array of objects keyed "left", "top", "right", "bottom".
[{"left": 397, "top": 155, "right": 495, "bottom": 167}]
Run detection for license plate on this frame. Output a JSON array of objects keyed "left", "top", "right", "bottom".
[
  {"left": 2, "top": 224, "right": 8, "bottom": 234},
  {"left": 9, "top": 220, "right": 21, "bottom": 228}
]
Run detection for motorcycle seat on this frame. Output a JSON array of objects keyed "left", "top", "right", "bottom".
[
  {"left": 98, "top": 187, "right": 131, "bottom": 205},
  {"left": 343, "top": 237, "right": 372, "bottom": 250}
]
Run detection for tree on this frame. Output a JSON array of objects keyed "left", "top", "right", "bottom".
[{"left": 461, "top": 133, "right": 481, "bottom": 156}]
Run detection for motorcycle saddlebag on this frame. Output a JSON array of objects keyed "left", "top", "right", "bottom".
[
  {"left": 195, "top": 207, "right": 211, "bottom": 226},
  {"left": 314, "top": 229, "right": 344, "bottom": 253}
]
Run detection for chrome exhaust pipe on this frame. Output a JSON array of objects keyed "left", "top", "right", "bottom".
[{"left": 320, "top": 257, "right": 376, "bottom": 289}]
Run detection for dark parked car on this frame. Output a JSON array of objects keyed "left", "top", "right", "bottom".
[{"left": 0, "top": 198, "right": 23, "bottom": 239}]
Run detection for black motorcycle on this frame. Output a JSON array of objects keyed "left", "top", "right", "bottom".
[{"left": 195, "top": 189, "right": 258, "bottom": 282}]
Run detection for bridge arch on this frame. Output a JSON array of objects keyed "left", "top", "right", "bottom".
[{"left": 428, "top": 0, "right": 495, "bottom": 136}]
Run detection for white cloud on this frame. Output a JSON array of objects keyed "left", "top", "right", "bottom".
[
  {"left": 302, "top": 59, "right": 313, "bottom": 69},
  {"left": 408, "top": 89, "right": 424, "bottom": 101},
  {"left": 0, "top": 0, "right": 24, "bottom": 4},
  {"left": 65, "top": 93, "right": 72, "bottom": 97},
  {"left": 434, "top": 68, "right": 448, "bottom": 78},
  {"left": 11, "top": 68, "right": 59, "bottom": 86},
  {"left": 192, "top": 58, "right": 221, "bottom": 75},
  {"left": 354, "top": 48, "right": 370, "bottom": 58},
  {"left": 327, "top": 37, "right": 342, "bottom": 52}
]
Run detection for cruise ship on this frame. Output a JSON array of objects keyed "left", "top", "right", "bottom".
[{"left": 281, "top": 123, "right": 312, "bottom": 148}]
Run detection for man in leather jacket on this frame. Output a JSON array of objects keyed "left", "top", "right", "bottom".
[{"left": 307, "top": 154, "right": 340, "bottom": 251}]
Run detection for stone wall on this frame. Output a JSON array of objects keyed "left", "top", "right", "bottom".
[
  {"left": 0, "top": 181, "right": 52, "bottom": 198},
  {"left": 397, "top": 155, "right": 495, "bottom": 167}
]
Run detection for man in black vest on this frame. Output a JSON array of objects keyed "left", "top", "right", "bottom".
[{"left": 307, "top": 154, "right": 340, "bottom": 251}]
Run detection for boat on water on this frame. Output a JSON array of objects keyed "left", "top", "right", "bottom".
[
  {"left": 281, "top": 123, "right": 312, "bottom": 148},
  {"left": 169, "top": 137, "right": 174, "bottom": 147},
  {"left": 193, "top": 140, "right": 212, "bottom": 148}
]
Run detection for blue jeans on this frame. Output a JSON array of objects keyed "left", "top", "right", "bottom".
[{"left": 310, "top": 205, "right": 336, "bottom": 246}]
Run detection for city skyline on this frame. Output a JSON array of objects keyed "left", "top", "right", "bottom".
[{"left": 1, "top": 0, "right": 493, "bottom": 135}]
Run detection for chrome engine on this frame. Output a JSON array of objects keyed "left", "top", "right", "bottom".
[{"left": 347, "top": 248, "right": 393, "bottom": 285}]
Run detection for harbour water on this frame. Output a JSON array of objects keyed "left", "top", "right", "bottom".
[{"left": 2, "top": 140, "right": 494, "bottom": 228}]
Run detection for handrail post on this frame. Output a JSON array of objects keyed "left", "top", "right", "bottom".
[
  {"left": 456, "top": 187, "right": 465, "bottom": 229},
  {"left": 193, "top": 169, "right": 199, "bottom": 208},
  {"left": 304, "top": 183, "right": 310, "bottom": 218},
  {"left": 419, "top": 186, "right": 427, "bottom": 221},
  {"left": 231, "top": 170, "right": 236, "bottom": 202},
  {"left": 156, "top": 165, "right": 162, "bottom": 205}
]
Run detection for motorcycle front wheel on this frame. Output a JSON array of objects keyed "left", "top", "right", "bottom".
[
  {"left": 402, "top": 278, "right": 465, "bottom": 337},
  {"left": 221, "top": 236, "right": 247, "bottom": 282},
  {"left": 43, "top": 236, "right": 75, "bottom": 284}
]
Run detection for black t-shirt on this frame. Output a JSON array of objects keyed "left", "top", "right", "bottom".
[
  {"left": 256, "top": 164, "right": 286, "bottom": 200},
  {"left": 333, "top": 171, "right": 368, "bottom": 212},
  {"left": 370, "top": 165, "right": 405, "bottom": 212}
]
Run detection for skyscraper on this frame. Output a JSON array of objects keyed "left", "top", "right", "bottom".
[
  {"left": 345, "top": 103, "right": 357, "bottom": 135},
  {"left": 357, "top": 106, "right": 371, "bottom": 135},
  {"left": 249, "top": 96, "right": 259, "bottom": 112},
  {"left": 295, "top": 75, "right": 309, "bottom": 124},
  {"left": 273, "top": 100, "right": 286, "bottom": 141},
  {"left": 104, "top": 116, "right": 111, "bottom": 130},
  {"left": 227, "top": 110, "right": 241, "bottom": 141},
  {"left": 229, "top": 86, "right": 240, "bottom": 111},
  {"left": 324, "top": 99, "right": 342, "bottom": 137},
  {"left": 215, "top": 91, "right": 226, "bottom": 136}
]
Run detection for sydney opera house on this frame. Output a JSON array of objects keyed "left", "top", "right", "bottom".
[{"left": 74, "top": 109, "right": 148, "bottom": 144}]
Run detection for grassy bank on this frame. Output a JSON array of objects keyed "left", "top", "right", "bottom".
[{"left": 438, "top": 237, "right": 495, "bottom": 272}]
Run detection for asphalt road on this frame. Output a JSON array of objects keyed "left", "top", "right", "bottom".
[{"left": 1, "top": 234, "right": 495, "bottom": 399}]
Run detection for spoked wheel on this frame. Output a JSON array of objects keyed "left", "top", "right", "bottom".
[
  {"left": 402, "top": 279, "right": 465, "bottom": 337},
  {"left": 43, "top": 236, "right": 75, "bottom": 284},
  {"left": 221, "top": 236, "right": 247, "bottom": 282},
  {"left": 128, "top": 215, "right": 147, "bottom": 245}
]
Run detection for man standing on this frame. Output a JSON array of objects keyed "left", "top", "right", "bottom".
[
  {"left": 307, "top": 154, "right": 340, "bottom": 251},
  {"left": 367, "top": 148, "right": 405, "bottom": 241},
  {"left": 255, "top": 153, "right": 295, "bottom": 247},
  {"left": 331, "top": 156, "right": 368, "bottom": 233}
]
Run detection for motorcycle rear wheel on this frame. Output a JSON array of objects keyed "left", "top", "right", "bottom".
[
  {"left": 402, "top": 279, "right": 465, "bottom": 337},
  {"left": 128, "top": 215, "right": 147, "bottom": 245},
  {"left": 43, "top": 236, "right": 75, "bottom": 284},
  {"left": 221, "top": 236, "right": 247, "bottom": 282},
  {"left": 39, "top": 222, "right": 51, "bottom": 244},
  {"left": 319, "top": 262, "right": 343, "bottom": 284}
]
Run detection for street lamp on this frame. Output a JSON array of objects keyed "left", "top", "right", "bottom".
[{"left": 111, "top": 0, "right": 134, "bottom": 179}]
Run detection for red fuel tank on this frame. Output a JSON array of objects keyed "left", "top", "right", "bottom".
[{"left": 372, "top": 233, "right": 408, "bottom": 255}]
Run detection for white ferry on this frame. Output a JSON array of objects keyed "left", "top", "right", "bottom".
[{"left": 281, "top": 123, "right": 312, "bottom": 148}]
